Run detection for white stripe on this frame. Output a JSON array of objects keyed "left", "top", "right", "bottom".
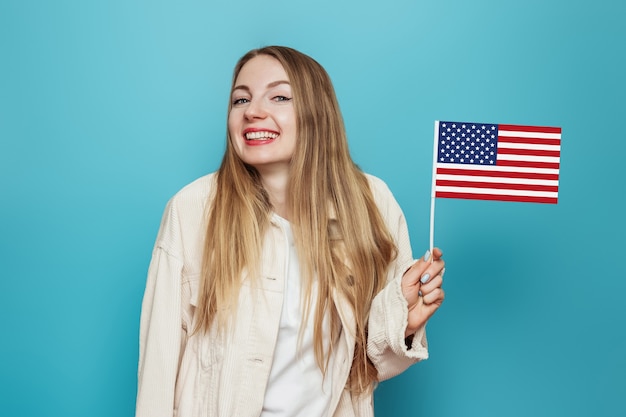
[
  {"left": 436, "top": 162, "right": 559, "bottom": 175},
  {"left": 499, "top": 130, "right": 561, "bottom": 139},
  {"left": 497, "top": 154, "right": 561, "bottom": 163},
  {"left": 436, "top": 174, "right": 559, "bottom": 186},
  {"left": 497, "top": 142, "right": 561, "bottom": 152},
  {"left": 436, "top": 186, "right": 558, "bottom": 198}
]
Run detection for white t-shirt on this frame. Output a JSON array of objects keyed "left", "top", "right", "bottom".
[{"left": 261, "top": 215, "right": 334, "bottom": 417}]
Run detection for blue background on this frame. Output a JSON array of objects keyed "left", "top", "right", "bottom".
[{"left": 1, "top": 1, "right": 624, "bottom": 416}]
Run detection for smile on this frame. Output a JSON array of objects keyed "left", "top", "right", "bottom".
[{"left": 245, "top": 131, "right": 279, "bottom": 140}]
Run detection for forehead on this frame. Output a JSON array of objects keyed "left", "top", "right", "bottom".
[{"left": 234, "top": 55, "right": 290, "bottom": 87}]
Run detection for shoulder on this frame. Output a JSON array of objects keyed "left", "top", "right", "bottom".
[
  {"left": 169, "top": 172, "right": 217, "bottom": 209},
  {"left": 363, "top": 172, "right": 405, "bottom": 222},
  {"left": 364, "top": 173, "right": 395, "bottom": 203},
  {"left": 155, "top": 173, "right": 217, "bottom": 252}
]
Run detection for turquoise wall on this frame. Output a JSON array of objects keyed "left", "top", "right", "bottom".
[{"left": 1, "top": 1, "right": 624, "bottom": 416}]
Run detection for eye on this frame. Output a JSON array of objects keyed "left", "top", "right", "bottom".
[
  {"left": 272, "top": 95, "right": 292, "bottom": 102},
  {"left": 232, "top": 97, "right": 249, "bottom": 105}
]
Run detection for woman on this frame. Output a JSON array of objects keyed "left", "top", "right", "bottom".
[{"left": 136, "top": 46, "right": 445, "bottom": 417}]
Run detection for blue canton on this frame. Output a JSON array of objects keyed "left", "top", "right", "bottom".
[{"left": 438, "top": 121, "right": 499, "bottom": 165}]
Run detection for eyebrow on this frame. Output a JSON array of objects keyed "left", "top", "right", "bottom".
[{"left": 232, "top": 80, "right": 291, "bottom": 93}]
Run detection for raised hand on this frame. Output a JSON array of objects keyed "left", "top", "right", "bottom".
[{"left": 401, "top": 248, "right": 446, "bottom": 337}]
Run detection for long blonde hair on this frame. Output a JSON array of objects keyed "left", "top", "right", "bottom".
[{"left": 196, "top": 46, "right": 397, "bottom": 393}]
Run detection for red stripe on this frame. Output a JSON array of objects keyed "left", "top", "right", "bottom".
[
  {"left": 498, "top": 124, "right": 562, "bottom": 134},
  {"left": 498, "top": 136, "right": 561, "bottom": 145},
  {"left": 436, "top": 180, "right": 559, "bottom": 193},
  {"left": 496, "top": 160, "right": 560, "bottom": 170},
  {"left": 497, "top": 148, "right": 561, "bottom": 157},
  {"left": 437, "top": 167, "right": 559, "bottom": 181},
  {"left": 435, "top": 191, "right": 558, "bottom": 204}
]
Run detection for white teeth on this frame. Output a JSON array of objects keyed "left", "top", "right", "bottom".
[{"left": 245, "top": 131, "right": 278, "bottom": 140}]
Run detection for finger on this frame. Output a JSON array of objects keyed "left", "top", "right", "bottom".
[
  {"left": 422, "top": 287, "right": 445, "bottom": 306},
  {"left": 420, "top": 273, "right": 443, "bottom": 294},
  {"left": 431, "top": 247, "right": 443, "bottom": 261},
  {"left": 418, "top": 259, "right": 445, "bottom": 286},
  {"left": 402, "top": 249, "right": 433, "bottom": 286}
]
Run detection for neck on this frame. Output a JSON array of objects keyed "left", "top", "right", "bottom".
[{"left": 258, "top": 167, "right": 290, "bottom": 220}]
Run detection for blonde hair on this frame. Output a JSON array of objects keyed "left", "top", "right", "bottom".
[{"left": 196, "top": 46, "right": 397, "bottom": 393}]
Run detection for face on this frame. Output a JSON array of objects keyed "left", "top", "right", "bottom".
[{"left": 228, "top": 55, "right": 297, "bottom": 174}]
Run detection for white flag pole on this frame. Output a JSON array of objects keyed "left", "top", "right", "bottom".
[{"left": 429, "top": 121, "right": 439, "bottom": 259}]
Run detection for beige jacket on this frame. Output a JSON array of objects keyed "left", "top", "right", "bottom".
[{"left": 136, "top": 173, "right": 429, "bottom": 417}]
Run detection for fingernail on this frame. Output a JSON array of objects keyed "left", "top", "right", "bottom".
[
  {"left": 441, "top": 268, "right": 446, "bottom": 278},
  {"left": 420, "top": 273, "right": 430, "bottom": 284},
  {"left": 423, "top": 250, "right": 431, "bottom": 261},
  {"left": 418, "top": 290, "right": 423, "bottom": 297}
]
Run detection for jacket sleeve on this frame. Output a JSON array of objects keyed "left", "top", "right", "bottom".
[
  {"left": 366, "top": 177, "right": 429, "bottom": 381},
  {"left": 135, "top": 200, "right": 185, "bottom": 417}
]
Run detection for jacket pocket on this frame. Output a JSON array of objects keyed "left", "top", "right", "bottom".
[
  {"left": 184, "top": 274, "right": 224, "bottom": 369},
  {"left": 198, "top": 326, "right": 223, "bottom": 369}
]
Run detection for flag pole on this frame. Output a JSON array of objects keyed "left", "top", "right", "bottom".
[{"left": 429, "top": 121, "right": 439, "bottom": 260}]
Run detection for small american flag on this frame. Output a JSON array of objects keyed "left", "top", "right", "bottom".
[{"left": 434, "top": 121, "right": 561, "bottom": 204}]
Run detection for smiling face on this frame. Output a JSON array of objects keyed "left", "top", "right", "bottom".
[{"left": 228, "top": 54, "right": 297, "bottom": 174}]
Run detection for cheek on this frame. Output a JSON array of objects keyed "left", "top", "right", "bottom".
[
  {"left": 226, "top": 114, "right": 243, "bottom": 156},
  {"left": 227, "top": 113, "right": 237, "bottom": 137},
  {"left": 278, "top": 109, "right": 297, "bottom": 134}
]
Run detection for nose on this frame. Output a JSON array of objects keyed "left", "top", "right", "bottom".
[{"left": 244, "top": 99, "right": 267, "bottom": 121}]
